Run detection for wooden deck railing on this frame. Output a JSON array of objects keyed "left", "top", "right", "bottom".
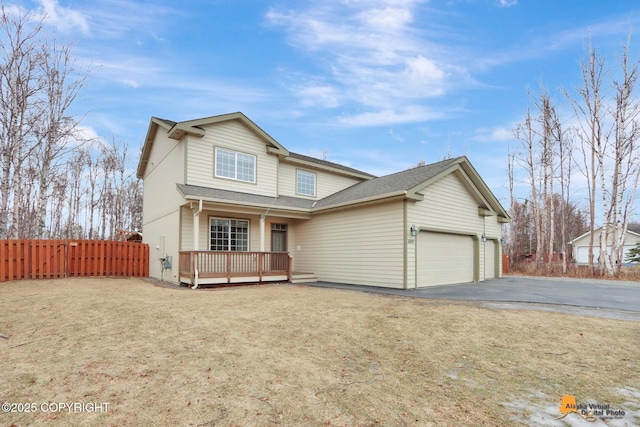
[{"left": 179, "top": 251, "right": 291, "bottom": 287}]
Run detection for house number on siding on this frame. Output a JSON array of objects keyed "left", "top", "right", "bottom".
[{"left": 407, "top": 238, "right": 415, "bottom": 244}]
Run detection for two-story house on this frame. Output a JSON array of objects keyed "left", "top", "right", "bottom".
[{"left": 136, "top": 112, "right": 510, "bottom": 289}]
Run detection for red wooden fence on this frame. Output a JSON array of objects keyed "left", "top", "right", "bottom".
[
  {"left": 502, "top": 254, "right": 509, "bottom": 274},
  {"left": 0, "top": 240, "right": 149, "bottom": 282}
]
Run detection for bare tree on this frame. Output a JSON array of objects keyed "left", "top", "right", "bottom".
[
  {"left": 0, "top": 3, "right": 143, "bottom": 242},
  {"left": 555, "top": 119, "right": 572, "bottom": 272},
  {"left": 506, "top": 145, "right": 515, "bottom": 265},
  {"left": 65, "top": 148, "right": 87, "bottom": 238},
  {"left": 536, "top": 92, "right": 557, "bottom": 265},
  {"left": 0, "top": 6, "right": 43, "bottom": 238},
  {"left": 514, "top": 91, "right": 544, "bottom": 264},
  {"left": 562, "top": 36, "right": 640, "bottom": 276},
  {"left": 33, "top": 36, "right": 91, "bottom": 238},
  {"left": 603, "top": 36, "right": 640, "bottom": 275},
  {"left": 567, "top": 41, "right": 606, "bottom": 273},
  {"left": 86, "top": 150, "right": 101, "bottom": 239}
]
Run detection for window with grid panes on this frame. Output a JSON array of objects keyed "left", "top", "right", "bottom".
[
  {"left": 215, "top": 148, "right": 255, "bottom": 183},
  {"left": 296, "top": 169, "right": 316, "bottom": 196},
  {"left": 210, "top": 218, "right": 249, "bottom": 251}
]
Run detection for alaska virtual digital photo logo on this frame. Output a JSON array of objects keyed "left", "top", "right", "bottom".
[{"left": 557, "top": 395, "right": 626, "bottom": 422}]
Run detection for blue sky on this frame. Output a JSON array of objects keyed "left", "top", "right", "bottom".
[{"left": 19, "top": 0, "right": 640, "bottom": 208}]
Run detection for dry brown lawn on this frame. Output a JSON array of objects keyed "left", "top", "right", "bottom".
[{"left": 1, "top": 277, "right": 639, "bottom": 426}]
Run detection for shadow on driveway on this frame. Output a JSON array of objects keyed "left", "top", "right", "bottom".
[{"left": 302, "top": 276, "right": 640, "bottom": 322}]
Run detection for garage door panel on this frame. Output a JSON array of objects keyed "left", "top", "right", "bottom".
[{"left": 417, "top": 232, "right": 474, "bottom": 287}]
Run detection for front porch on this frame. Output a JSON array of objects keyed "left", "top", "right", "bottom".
[{"left": 179, "top": 251, "right": 315, "bottom": 288}]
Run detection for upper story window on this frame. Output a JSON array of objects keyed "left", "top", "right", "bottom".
[
  {"left": 215, "top": 147, "right": 256, "bottom": 183},
  {"left": 296, "top": 169, "right": 316, "bottom": 197}
]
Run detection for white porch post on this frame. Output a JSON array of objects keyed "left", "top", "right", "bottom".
[
  {"left": 193, "top": 199, "right": 203, "bottom": 250},
  {"left": 260, "top": 214, "right": 266, "bottom": 252}
]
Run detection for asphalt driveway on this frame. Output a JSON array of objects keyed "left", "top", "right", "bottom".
[{"left": 304, "top": 276, "right": 640, "bottom": 321}]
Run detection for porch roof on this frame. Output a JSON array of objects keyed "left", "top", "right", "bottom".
[{"left": 177, "top": 184, "right": 316, "bottom": 211}]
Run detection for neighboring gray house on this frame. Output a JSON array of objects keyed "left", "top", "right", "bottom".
[{"left": 136, "top": 112, "right": 510, "bottom": 288}]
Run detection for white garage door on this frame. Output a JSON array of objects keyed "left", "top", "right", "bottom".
[
  {"left": 576, "top": 245, "right": 637, "bottom": 264},
  {"left": 485, "top": 240, "right": 496, "bottom": 279},
  {"left": 417, "top": 232, "right": 474, "bottom": 287},
  {"left": 576, "top": 246, "right": 594, "bottom": 264}
]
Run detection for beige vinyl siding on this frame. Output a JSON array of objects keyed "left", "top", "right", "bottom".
[
  {"left": 407, "top": 171, "right": 504, "bottom": 283},
  {"left": 410, "top": 172, "right": 485, "bottom": 233},
  {"left": 181, "top": 205, "right": 194, "bottom": 250},
  {"left": 277, "top": 162, "right": 363, "bottom": 199},
  {"left": 186, "top": 120, "right": 279, "bottom": 196},
  {"left": 140, "top": 131, "right": 186, "bottom": 283},
  {"left": 144, "top": 209, "right": 181, "bottom": 283},
  {"left": 293, "top": 200, "right": 405, "bottom": 288}
]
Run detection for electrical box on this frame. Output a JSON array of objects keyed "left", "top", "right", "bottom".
[{"left": 161, "top": 256, "right": 172, "bottom": 270}]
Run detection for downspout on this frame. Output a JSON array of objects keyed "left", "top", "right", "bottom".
[{"left": 403, "top": 199, "right": 408, "bottom": 290}]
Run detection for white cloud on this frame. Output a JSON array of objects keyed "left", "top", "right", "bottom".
[
  {"left": 357, "top": 6, "right": 413, "bottom": 30},
  {"left": 473, "top": 126, "right": 514, "bottom": 142},
  {"left": 340, "top": 146, "right": 415, "bottom": 176},
  {"left": 474, "top": 12, "right": 640, "bottom": 71},
  {"left": 122, "top": 79, "right": 140, "bottom": 89},
  {"left": 266, "top": 1, "right": 468, "bottom": 126},
  {"left": 73, "top": 124, "right": 107, "bottom": 148},
  {"left": 294, "top": 83, "right": 342, "bottom": 108},
  {"left": 36, "top": 0, "right": 89, "bottom": 35},
  {"left": 498, "top": 0, "right": 518, "bottom": 7},
  {"left": 337, "top": 106, "right": 444, "bottom": 127},
  {"left": 402, "top": 55, "right": 446, "bottom": 96},
  {"left": 388, "top": 128, "right": 404, "bottom": 143}
]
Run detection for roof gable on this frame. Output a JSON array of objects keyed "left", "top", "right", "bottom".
[
  {"left": 136, "top": 117, "right": 175, "bottom": 178},
  {"left": 570, "top": 225, "right": 640, "bottom": 245},
  {"left": 136, "top": 112, "right": 289, "bottom": 178},
  {"left": 312, "top": 156, "right": 510, "bottom": 221},
  {"left": 312, "top": 157, "right": 459, "bottom": 209},
  {"left": 167, "top": 112, "right": 289, "bottom": 156}
]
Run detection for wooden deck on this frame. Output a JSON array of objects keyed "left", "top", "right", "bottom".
[{"left": 179, "top": 251, "right": 292, "bottom": 288}]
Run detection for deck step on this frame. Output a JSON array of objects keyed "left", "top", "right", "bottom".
[{"left": 290, "top": 272, "right": 318, "bottom": 283}]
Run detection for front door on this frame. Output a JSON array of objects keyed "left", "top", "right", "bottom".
[
  {"left": 270, "top": 224, "right": 288, "bottom": 271},
  {"left": 271, "top": 224, "right": 287, "bottom": 252}
]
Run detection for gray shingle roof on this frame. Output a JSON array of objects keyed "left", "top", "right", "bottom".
[
  {"left": 176, "top": 184, "right": 316, "bottom": 210},
  {"left": 176, "top": 157, "right": 466, "bottom": 212},
  {"left": 154, "top": 117, "right": 177, "bottom": 128},
  {"left": 287, "top": 152, "right": 376, "bottom": 178},
  {"left": 313, "top": 157, "right": 464, "bottom": 208}
]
